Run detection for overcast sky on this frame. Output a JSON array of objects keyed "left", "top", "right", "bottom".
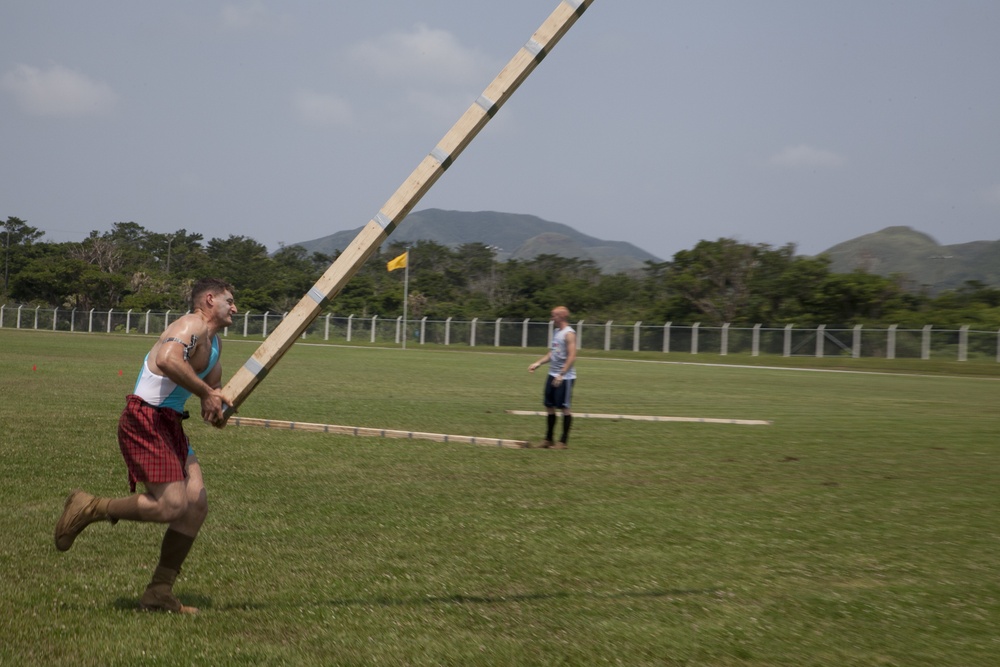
[{"left": 2, "top": 1, "right": 998, "bottom": 262}]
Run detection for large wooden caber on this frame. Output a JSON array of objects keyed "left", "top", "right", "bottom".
[{"left": 222, "top": 0, "right": 596, "bottom": 417}]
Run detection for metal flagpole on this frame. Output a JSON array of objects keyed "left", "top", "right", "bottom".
[
  {"left": 220, "top": 0, "right": 595, "bottom": 418},
  {"left": 402, "top": 250, "right": 409, "bottom": 350}
]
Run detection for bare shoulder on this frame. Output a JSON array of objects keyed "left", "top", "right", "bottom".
[
  {"left": 161, "top": 312, "right": 209, "bottom": 342},
  {"left": 152, "top": 314, "right": 210, "bottom": 361}
]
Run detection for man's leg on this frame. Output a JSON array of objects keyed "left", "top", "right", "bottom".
[
  {"left": 549, "top": 379, "right": 572, "bottom": 449},
  {"left": 559, "top": 409, "right": 573, "bottom": 446},
  {"left": 535, "top": 376, "right": 557, "bottom": 448},
  {"left": 140, "top": 457, "right": 207, "bottom": 614},
  {"left": 544, "top": 408, "right": 557, "bottom": 447},
  {"left": 54, "top": 479, "right": 189, "bottom": 552}
]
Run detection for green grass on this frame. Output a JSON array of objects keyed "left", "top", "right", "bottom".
[{"left": 1, "top": 329, "right": 999, "bottom": 666}]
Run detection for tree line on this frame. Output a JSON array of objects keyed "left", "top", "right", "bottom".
[{"left": 3, "top": 216, "right": 999, "bottom": 329}]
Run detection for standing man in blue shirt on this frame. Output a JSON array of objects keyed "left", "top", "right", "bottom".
[{"left": 528, "top": 305, "right": 577, "bottom": 449}]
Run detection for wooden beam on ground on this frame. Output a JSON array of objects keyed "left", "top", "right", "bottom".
[
  {"left": 221, "top": 0, "right": 595, "bottom": 418},
  {"left": 505, "top": 410, "right": 773, "bottom": 426},
  {"left": 230, "top": 416, "right": 528, "bottom": 449}
]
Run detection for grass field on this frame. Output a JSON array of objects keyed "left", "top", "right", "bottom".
[{"left": 1, "top": 329, "right": 999, "bottom": 666}]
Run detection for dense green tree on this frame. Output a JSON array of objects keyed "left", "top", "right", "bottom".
[
  {"left": 744, "top": 244, "right": 811, "bottom": 323},
  {"left": 3, "top": 216, "right": 45, "bottom": 297},
  {"left": 10, "top": 246, "right": 92, "bottom": 307},
  {"left": 589, "top": 273, "right": 644, "bottom": 320},
  {"left": 664, "top": 239, "right": 760, "bottom": 325},
  {"left": 889, "top": 280, "right": 1000, "bottom": 329},
  {"left": 803, "top": 271, "right": 913, "bottom": 326},
  {"left": 150, "top": 229, "right": 208, "bottom": 277},
  {"left": 269, "top": 245, "right": 323, "bottom": 312},
  {"left": 204, "top": 236, "right": 276, "bottom": 311},
  {"left": 498, "top": 254, "right": 600, "bottom": 319}
]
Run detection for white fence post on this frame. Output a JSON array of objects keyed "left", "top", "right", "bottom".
[
  {"left": 752, "top": 323, "right": 761, "bottom": 357},
  {"left": 521, "top": 318, "right": 530, "bottom": 348},
  {"left": 145, "top": 310, "right": 152, "bottom": 335},
  {"left": 887, "top": 324, "right": 897, "bottom": 360},
  {"left": 470, "top": 318, "right": 478, "bottom": 347},
  {"left": 495, "top": 318, "right": 502, "bottom": 347},
  {"left": 783, "top": 324, "right": 793, "bottom": 357},
  {"left": 691, "top": 322, "right": 700, "bottom": 354},
  {"left": 663, "top": 322, "right": 671, "bottom": 353},
  {"left": 633, "top": 321, "right": 642, "bottom": 352},
  {"left": 370, "top": 315, "right": 378, "bottom": 343},
  {"left": 958, "top": 325, "right": 969, "bottom": 361},
  {"left": 88, "top": 308, "right": 95, "bottom": 333},
  {"left": 34, "top": 305, "right": 40, "bottom": 329},
  {"left": 17, "top": 304, "right": 23, "bottom": 329},
  {"left": 262, "top": 311, "right": 270, "bottom": 338},
  {"left": 71, "top": 309, "right": 76, "bottom": 332},
  {"left": 164, "top": 310, "right": 171, "bottom": 329},
  {"left": 853, "top": 324, "right": 862, "bottom": 358},
  {"left": 126, "top": 309, "right": 132, "bottom": 333},
  {"left": 53, "top": 307, "right": 59, "bottom": 331},
  {"left": 325, "top": 313, "right": 331, "bottom": 341},
  {"left": 395, "top": 316, "right": 402, "bottom": 344},
  {"left": 445, "top": 317, "right": 452, "bottom": 346},
  {"left": 0, "top": 304, "right": 4, "bottom": 327},
  {"left": 921, "top": 324, "right": 932, "bottom": 360},
  {"left": 816, "top": 324, "right": 825, "bottom": 357},
  {"left": 721, "top": 322, "right": 730, "bottom": 355},
  {"left": 420, "top": 317, "right": 427, "bottom": 344},
  {"left": 604, "top": 320, "right": 613, "bottom": 351},
  {"left": 346, "top": 314, "right": 353, "bottom": 342},
  {"left": 576, "top": 320, "right": 584, "bottom": 350}
]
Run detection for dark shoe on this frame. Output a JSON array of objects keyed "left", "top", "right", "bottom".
[
  {"left": 528, "top": 440, "right": 555, "bottom": 449},
  {"left": 139, "top": 566, "right": 199, "bottom": 614},
  {"left": 54, "top": 489, "right": 110, "bottom": 551},
  {"left": 540, "top": 440, "right": 555, "bottom": 449},
  {"left": 550, "top": 441, "right": 568, "bottom": 450}
]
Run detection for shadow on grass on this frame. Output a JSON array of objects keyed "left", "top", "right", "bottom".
[
  {"left": 110, "top": 592, "right": 214, "bottom": 613},
  {"left": 136, "top": 587, "right": 718, "bottom": 612},
  {"left": 109, "top": 588, "right": 715, "bottom": 613}
]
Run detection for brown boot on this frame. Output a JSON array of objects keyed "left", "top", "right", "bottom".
[
  {"left": 139, "top": 566, "right": 199, "bottom": 614},
  {"left": 54, "top": 489, "right": 113, "bottom": 551}
]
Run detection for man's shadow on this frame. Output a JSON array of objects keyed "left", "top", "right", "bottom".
[{"left": 114, "top": 587, "right": 718, "bottom": 613}]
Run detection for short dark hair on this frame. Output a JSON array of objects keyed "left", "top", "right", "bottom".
[{"left": 190, "top": 278, "right": 234, "bottom": 306}]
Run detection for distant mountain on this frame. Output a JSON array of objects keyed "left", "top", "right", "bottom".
[
  {"left": 820, "top": 226, "right": 1000, "bottom": 291},
  {"left": 288, "top": 209, "right": 661, "bottom": 274}
]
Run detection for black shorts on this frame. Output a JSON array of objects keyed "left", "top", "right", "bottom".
[{"left": 543, "top": 375, "right": 574, "bottom": 409}]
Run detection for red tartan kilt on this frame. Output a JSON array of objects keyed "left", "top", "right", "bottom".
[{"left": 118, "top": 394, "right": 189, "bottom": 492}]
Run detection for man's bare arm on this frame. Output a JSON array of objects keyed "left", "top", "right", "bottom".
[{"left": 155, "top": 319, "right": 226, "bottom": 425}]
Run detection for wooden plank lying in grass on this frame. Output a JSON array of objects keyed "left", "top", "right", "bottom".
[
  {"left": 231, "top": 415, "right": 529, "bottom": 449},
  {"left": 505, "top": 410, "right": 773, "bottom": 425}
]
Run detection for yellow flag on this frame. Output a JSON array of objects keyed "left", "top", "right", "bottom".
[{"left": 386, "top": 251, "right": 408, "bottom": 272}]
